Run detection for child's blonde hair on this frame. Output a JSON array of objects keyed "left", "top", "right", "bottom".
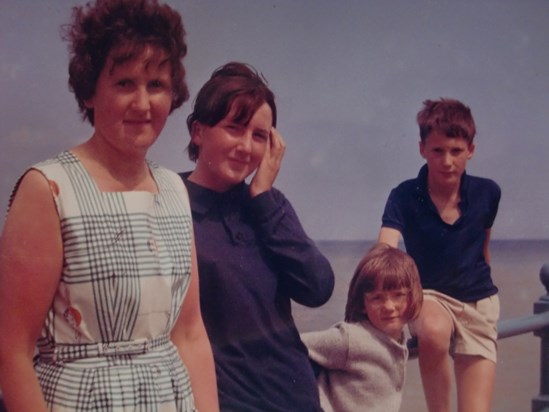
[{"left": 345, "top": 243, "right": 423, "bottom": 323}]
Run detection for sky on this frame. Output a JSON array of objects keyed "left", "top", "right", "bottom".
[{"left": 1, "top": 0, "right": 548, "bottom": 241}]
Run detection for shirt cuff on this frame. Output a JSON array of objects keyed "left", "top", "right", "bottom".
[{"left": 249, "top": 189, "right": 283, "bottom": 223}]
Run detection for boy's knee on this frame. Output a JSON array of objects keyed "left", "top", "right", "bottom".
[
  {"left": 413, "top": 302, "right": 453, "bottom": 351},
  {"left": 417, "top": 327, "right": 451, "bottom": 353}
]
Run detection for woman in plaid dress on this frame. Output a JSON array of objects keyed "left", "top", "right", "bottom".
[{"left": 0, "top": 1, "right": 218, "bottom": 411}]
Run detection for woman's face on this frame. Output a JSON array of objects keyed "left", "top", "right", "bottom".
[
  {"left": 190, "top": 102, "right": 273, "bottom": 192},
  {"left": 85, "top": 46, "right": 173, "bottom": 158}
]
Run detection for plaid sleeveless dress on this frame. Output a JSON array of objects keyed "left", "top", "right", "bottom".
[{"left": 29, "top": 151, "right": 196, "bottom": 411}]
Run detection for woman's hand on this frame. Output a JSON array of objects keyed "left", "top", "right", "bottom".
[{"left": 249, "top": 127, "right": 286, "bottom": 197}]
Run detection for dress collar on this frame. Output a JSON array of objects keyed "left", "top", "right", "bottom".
[{"left": 180, "top": 172, "right": 248, "bottom": 216}]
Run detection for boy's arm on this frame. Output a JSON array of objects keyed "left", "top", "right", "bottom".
[
  {"left": 377, "top": 227, "right": 401, "bottom": 248},
  {"left": 483, "top": 229, "right": 492, "bottom": 264}
]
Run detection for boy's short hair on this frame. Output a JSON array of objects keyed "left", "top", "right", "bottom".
[
  {"left": 417, "top": 98, "right": 476, "bottom": 145},
  {"left": 344, "top": 243, "right": 423, "bottom": 324}
]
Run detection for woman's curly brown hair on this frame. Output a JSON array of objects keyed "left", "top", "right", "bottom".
[{"left": 62, "top": 0, "right": 188, "bottom": 125}]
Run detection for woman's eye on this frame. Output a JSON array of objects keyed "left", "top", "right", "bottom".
[
  {"left": 149, "top": 79, "right": 166, "bottom": 89},
  {"left": 116, "top": 79, "right": 132, "bottom": 88},
  {"left": 224, "top": 124, "right": 243, "bottom": 135}
]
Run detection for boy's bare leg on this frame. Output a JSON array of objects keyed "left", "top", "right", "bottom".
[
  {"left": 455, "top": 355, "right": 496, "bottom": 412},
  {"left": 414, "top": 300, "right": 454, "bottom": 412}
]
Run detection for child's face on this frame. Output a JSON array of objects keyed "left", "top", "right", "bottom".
[
  {"left": 363, "top": 288, "right": 409, "bottom": 340},
  {"left": 419, "top": 131, "right": 475, "bottom": 190},
  {"left": 190, "top": 102, "right": 272, "bottom": 192}
]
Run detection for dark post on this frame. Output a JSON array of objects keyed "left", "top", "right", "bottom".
[{"left": 532, "top": 264, "right": 549, "bottom": 412}]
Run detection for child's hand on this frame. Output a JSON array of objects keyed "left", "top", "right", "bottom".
[{"left": 249, "top": 127, "right": 286, "bottom": 197}]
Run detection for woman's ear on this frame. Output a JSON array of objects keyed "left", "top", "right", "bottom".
[
  {"left": 190, "top": 121, "right": 204, "bottom": 146},
  {"left": 84, "top": 97, "right": 94, "bottom": 109}
]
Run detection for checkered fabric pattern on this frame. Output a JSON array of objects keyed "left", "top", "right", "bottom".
[{"left": 29, "top": 152, "right": 197, "bottom": 411}]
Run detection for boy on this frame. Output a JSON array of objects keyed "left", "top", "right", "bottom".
[{"left": 378, "top": 98, "right": 501, "bottom": 412}]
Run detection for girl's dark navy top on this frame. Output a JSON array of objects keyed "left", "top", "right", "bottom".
[{"left": 180, "top": 172, "right": 334, "bottom": 412}]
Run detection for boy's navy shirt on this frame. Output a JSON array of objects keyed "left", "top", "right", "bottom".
[
  {"left": 180, "top": 172, "right": 334, "bottom": 412},
  {"left": 382, "top": 164, "right": 501, "bottom": 302}
]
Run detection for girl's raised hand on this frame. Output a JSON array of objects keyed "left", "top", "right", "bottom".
[{"left": 249, "top": 127, "right": 286, "bottom": 197}]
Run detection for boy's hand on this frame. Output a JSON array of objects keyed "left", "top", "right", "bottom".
[{"left": 249, "top": 127, "right": 286, "bottom": 197}]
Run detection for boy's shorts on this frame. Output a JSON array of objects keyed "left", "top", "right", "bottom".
[{"left": 410, "top": 290, "right": 500, "bottom": 363}]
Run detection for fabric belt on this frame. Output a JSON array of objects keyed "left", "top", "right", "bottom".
[{"left": 39, "top": 334, "right": 170, "bottom": 362}]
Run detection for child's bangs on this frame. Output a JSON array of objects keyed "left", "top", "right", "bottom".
[{"left": 378, "top": 270, "right": 410, "bottom": 291}]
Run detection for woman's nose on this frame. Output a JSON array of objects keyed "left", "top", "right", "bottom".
[
  {"left": 131, "top": 88, "right": 151, "bottom": 111},
  {"left": 237, "top": 133, "right": 253, "bottom": 153}
]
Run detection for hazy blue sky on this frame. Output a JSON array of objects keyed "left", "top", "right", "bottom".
[{"left": 1, "top": 1, "right": 548, "bottom": 240}]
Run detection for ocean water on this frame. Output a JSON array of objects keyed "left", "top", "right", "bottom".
[{"left": 293, "top": 239, "right": 549, "bottom": 412}]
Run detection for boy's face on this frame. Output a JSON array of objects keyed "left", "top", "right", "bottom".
[{"left": 419, "top": 131, "right": 475, "bottom": 190}]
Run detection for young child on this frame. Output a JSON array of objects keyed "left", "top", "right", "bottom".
[
  {"left": 301, "top": 243, "right": 423, "bottom": 412},
  {"left": 378, "top": 98, "right": 501, "bottom": 412}
]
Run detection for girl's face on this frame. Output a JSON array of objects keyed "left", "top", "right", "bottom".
[
  {"left": 190, "top": 102, "right": 272, "bottom": 192},
  {"left": 363, "top": 287, "right": 409, "bottom": 340}
]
